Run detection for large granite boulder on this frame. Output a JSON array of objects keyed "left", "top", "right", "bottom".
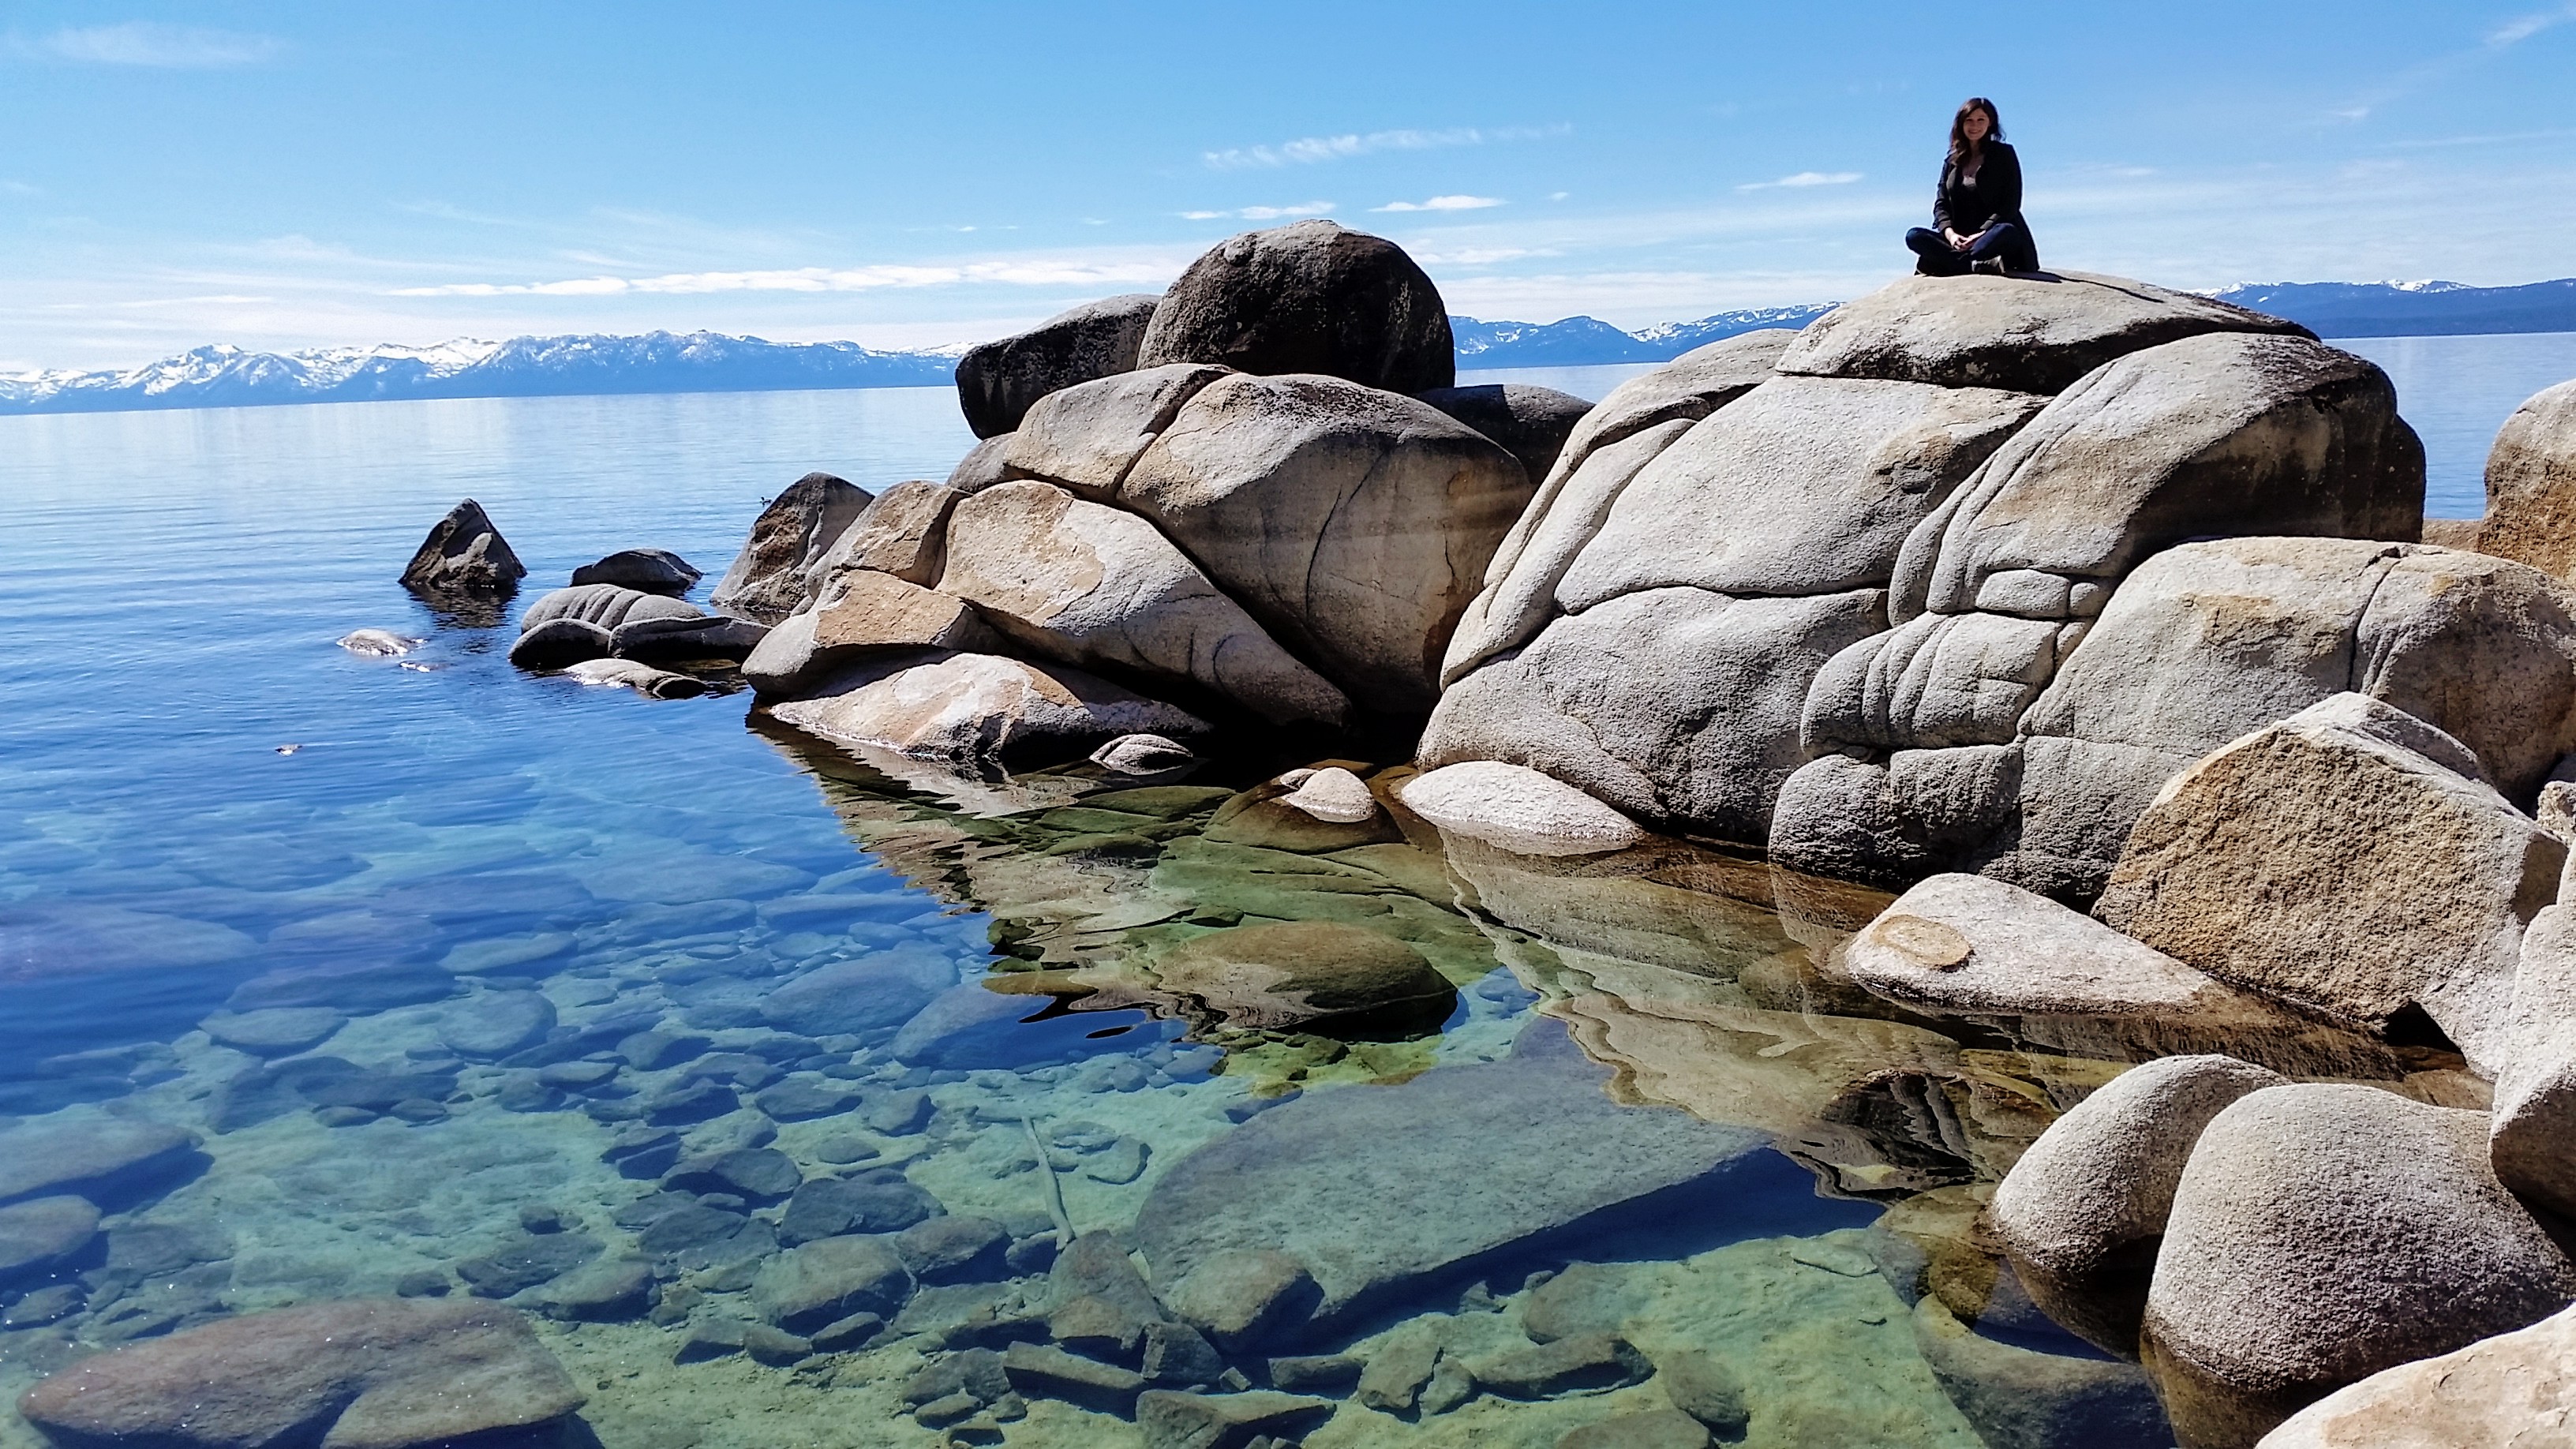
[
  {"left": 2142, "top": 1084, "right": 2576, "bottom": 1447},
  {"left": 2476, "top": 378, "right": 2576, "bottom": 580},
  {"left": 1398, "top": 760, "right": 1645, "bottom": 857},
  {"left": 1001, "top": 363, "right": 1231, "bottom": 499},
  {"left": 507, "top": 583, "right": 704, "bottom": 668},
  {"left": 15, "top": 1297, "right": 584, "bottom": 1449},
  {"left": 766, "top": 650, "right": 1209, "bottom": 770},
  {"left": 568, "top": 548, "right": 698, "bottom": 595},
  {"left": 1136, "top": 219, "right": 1454, "bottom": 393},
  {"left": 1133, "top": 1020, "right": 1768, "bottom": 1332},
  {"left": 399, "top": 499, "right": 525, "bottom": 600},
  {"left": 1775, "top": 270, "right": 2312, "bottom": 395},
  {"left": 741, "top": 571, "right": 999, "bottom": 698},
  {"left": 1987, "top": 1054, "right": 2286, "bottom": 1354},
  {"left": 955, "top": 293, "right": 1159, "bottom": 439},
  {"left": 2255, "top": 1301, "right": 2576, "bottom": 1448},
  {"left": 807, "top": 480, "right": 964, "bottom": 588},
  {"left": 1118, "top": 373, "right": 1533, "bottom": 713},
  {"left": 1413, "top": 383, "right": 1593, "bottom": 486},
  {"left": 2092, "top": 694, "right": 2562, "bottom": 1071},
  {"left": 1421, "top": 586, "right": 1889, "bottom": 841},
  {"left": 2490, "top": 903, "right": 2576, "bottom": 1219},
  {"left": 710, "top": 471, "right": 873, "bottom": 623},
  {"left": 938, "top": 479, "right": 1350, "bottom": 726}
]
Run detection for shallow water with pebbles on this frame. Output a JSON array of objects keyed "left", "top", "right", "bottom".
[{"left": 0, "top": 380, "right": 2509, "bottom": 1448}]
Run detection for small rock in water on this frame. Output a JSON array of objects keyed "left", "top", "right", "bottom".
[
  {"left": 904, "top": 1347, "right": 1013, "bottom": 1406},
  {"left": 1092, "top": 733, "right": 1197, "bottom": 777},
  {"left": 1557, "top": 1410, "right": 1713, "bottom": 1449},
  {"left": 571, "top": 549, "right": 700, "bottom": 595},
  {"left": 754, "top": 1078, "right": 860, "bottom": 1121},
  {"left": 779, "top": 1173, "right": 942, "bottom": 1243},
  {"left": 665, "top": 1148, "right": 800, "bottom": 1203},
  {"left": 541, "top": 1259, "right": 655, "bottom": 1322},
  {"left": 896, "top": 1215, "right": 1009, "bottom": 1282},
  {"left": 1081, "top": 1136, "right": 1150, "bottom": 1185},
  {"left": 1470, "top": 1333, "right": 1651, "bottom": 1399},
  {"left": 561, "top": 657, "right": 710, "bottom": 699},
  {"left": 1135, "top": 1389, "right": 1335, "bottom": 1449},
  {"left": 2, "top": 1283, "right": 82, "bottom": 1327},
  {"left": 439, "top": 992, "right": 558, "bottom": 1061},
  {"left": 1278, "top": 766, "right": 1379, "bottom": 823},
  {"left": 913, "top": 1391, "right": 982, "bottom": 1428},
  {"left": 750, "top": 1234, "right": 915, "bottom": 1334},
  {"left": 1141, "top": 1320, "right": 1226, "bottom": 1387},
  {"left": 1268, "top": 1354, "right": 1363, "bottom": 1395},
  {"left": 0, "top": 1120, "right": 200, "bottom": 1209},
  {"left": 675, "top": 1316, "right": 749, "bottom": 1364},
  {"left": 741, "top": 1323, "right": 813, "bottom": 1365},
  {"left": 1657, "top": 1350, "right": 1750, "bottom": 1435},
  {"left": 1163, "top": 1249, "right": 1320, "bottom": 1355},
  {"left": 1421, "top": 1355, "right": 1479, "bottom": 1415},
  {"left": 198, "top": 1008, "right": 346, "bottom": 1057},
  {"left": 518, "top": 1204, "right": 565, "bottom": 1234},
  {"left": 335, "top": 629, "right": 422, "bottom": 657},
  {"left": 453, "top": 1232, "right": 602, "bottom": 1297},
  {"left": 858, "top": 1088, "right": 934, "bottom": 1136},
  {"left": 809, "top": 1310, "right": 885, "bottom": 1351},
  {"left": 1049, "top": 1292, "right": 1149, "bottom": 1362},
  {"left": 998, "top": 1342, "right": 1145, "bottom": 1413},
  {"left": 1357, "top": 1335, "right": 1440, "bottom": 1414},
  {"left": 393, "top": 1270, "right": 451, "bottom": 1298},
  {"left": 0, "top": 1195, "right": 100, "bottom": 1278},
  {"left": 812, "top": 1133, "right": 880, "bottom": 1166}
]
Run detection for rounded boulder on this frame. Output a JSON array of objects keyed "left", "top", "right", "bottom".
[{"left": 1136, "top": 219, "right": 1455, "bottom": 394}]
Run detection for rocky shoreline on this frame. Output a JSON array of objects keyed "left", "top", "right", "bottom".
[{"left": 18, "top": 217, "right": 2576, "bottom": 1449}]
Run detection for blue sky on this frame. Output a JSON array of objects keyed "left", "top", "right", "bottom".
[{"left": 4, "top": 1, "right": 2574, "bottom": 371}]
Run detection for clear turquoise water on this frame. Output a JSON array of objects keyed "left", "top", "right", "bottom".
[{"left": 0, "top": 354, "right": 2533, "bottom": 1447}]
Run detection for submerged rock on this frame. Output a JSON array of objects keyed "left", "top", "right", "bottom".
[
  {"left": 1911, "top": 1295, "right": 2169, "bottom": 1449},
  {"left": 1133, "top": 1021, "right": 1767, "bottom": 1330},
  {"left": 1137, "top": 219, "right": 1454, "bottom": 394},
  {"left": 1135, "top": 1387, "right": 1334, "bottom": 1449},
  {"left": 15, "top": 1297, "right": 585, "bottom": 1449},
  {"left": 710, "top": 471, "right": 873, "bottom": 624},
  {"left": 1148, "top": 920, "right": 1456, "bottom": 1034},
  {"left": 335, "top": 628, "right": 421, "bottom": 657},
  {"left": 560, "top": 657, "right": 710, "bottom": 698},
  {"left": 766, "top": 650, "right": 1209, "bottom": 771},
  {"left": 0, "top": 1196, "right": 99, "bottom": 1282},
  {"left": 957, "top": 293, "right": 1159, "bottom": 439},
  {"left": 400, "top": 498, "right": 526, "bottom": 600},
  {"left": 0, "top": 1121, "right": 198, "bottom": 1208},
  {"left": 197, "top": 1007, "right": 344, "bottom": 1056},
  {"left": 751, "top": 1233, "right": 914, "bottom": 1333},
  {"left": 1159, "top": 1249, "right": 1320, "bottom": 1354},
  {"left": 2142, "top": 1084, "right": 2576, "bottom": 1447}
]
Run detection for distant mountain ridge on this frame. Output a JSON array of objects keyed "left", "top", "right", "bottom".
[
  {"left": 9, "top": 279, "right": 2571, "bottom": 415},
  {"left": 0, "top": 331, "right": 957, "bottom": 415}
]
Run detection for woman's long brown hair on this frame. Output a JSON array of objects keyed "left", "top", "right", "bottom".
[{"left": 1948, "top": 97, "right": 2004, "bottom": 168}]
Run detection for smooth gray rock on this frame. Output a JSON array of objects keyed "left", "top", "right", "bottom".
[
  {"left": 957, "top": 294, "right": 1160, "bottom": 439},
  {"left": 17, "top": 1297, "right": 585, "bottom": 1449},
  {"left": 665, "top": 1147, "right": 799, "bottom": 1202},
  {"left": 1554, "top": 377, "right": 2045, "bottom": 610},
  {"left": 1896, "top": 332, "right": 2423, "bottom": 624},
  {"left": 197, "top": 1007, "right": 344, "bottom": 1056},
  {"left": 1469, "top": 1332, "right": 1650, "bottom": 1398},
  {"left": 740, "top": 572, "right": 998, "bottom": 699},
  {"left": 400, "top": 498, "right": 525, "bottom": 599},
  {"left": 1093, "top": 733, "right": 1196, "bottom": 776},
  {"left": 1416, "top": 383, "right": 1593, "bottom": 486},
  {"left": 1766, "top": 744, "right": 2024, "bottom": 893},
  {"left": 2095, "top": 694, "right": 2561, "bottom": 1073},
  {"left": 1000, "top": 363, "right": 1232, "bottom": 499},
  {"left": 1135, "top": 1388, "right": 1333, "bottom": 1449},
  {"left": 607, "top": 613, "right": 767, "bottom": 664},
  {"left": 758, "top": 947, "right": 956, "bottom": 1037},
  {"left": 1398, "top": 761, "right": 1644, "bottom": 857},
  {"left": 437, "top": 991, "right": 557, "bottom": 1060},
  {"left": 751, "top": 1234, "right": 915, "bottom": 1334},
  {"left": 1776, "top": 268, "right": 2312, "bottom": 395},
  {"left": 807, "top": 478, "right": 964, "bottom": 589},
  {"left": 938, "top": 479, "right": 1352, "bottom": 727},
  {"left": 895, "top": 1215, "right": 1009, "bottom": 1282},
  {"left": 1988, "top": 1054, "right": 2287, "bottom": 1354},
  {"left": 710, "top": 471, "right": 874, "bottom": 624},
  {"left": 1136, "top": 220, "right": 1454, "bottom": 393},
  {"left": 455, "top": 1231, "right": 601, "bottom": 1297},
  {"left": 766, "top": 650, "right": 1210, "bottom": 771},
  {"left": 570, "top": 549, "right": 699, "bottom": 594},
  {"left": 520, "top": 582, "right": 702, "bottom": 633},
  {"left": 779, "top": 1171, "right": 942, "bottom": 1243},
  {"left": 904, "top": 1347, "right": 1013, "bottom": 1406},
  {"left": 1803, "top": 608, "right": 2076, "bottom": 754},
  {"left": 1559, "top": 1410, "right": 1713, "bottom": 1449},
  {"left": 1357, "top": 1335, "right": 1440, "bottom": 1413},
  {"left": 2477, "top": 376, "right": 2576, "bottom": 581},
  {"left": 1142, "top": 1323, "right": 1226, "bottom": 1387},
  {"left": 507, "top": 616, "right": 614, "bottom": 668},
  {"left": 2143, "top": 1084, "right": 2576, "bottom": 1447},
  {"left": 1657, "top": 1348, "right": 1750, "bottom": 1435},
  {"left": 0, "top": 1120, "right": 197, "bottom": 1207},
  {"left": 541, "top": 1258, "right": 656, "bottom": 1322},
  {"left": 0, "top": 1196, "right": 99, "bottom": 1279},
  {"left": 1421, "top": 586, "right": 1888, "bottom": 843},
  {"left": 1133, "top": 1024, "right": 1767, "bottom": 1329},
  {"left": 1911, "top": 1295, "right": 2170, "bottom": 1449},
  {"left": 1160, "top": 1249, "right": 1320, "bottom": 1354},
  {"left": 998, "top": 1341, "right": 1145, "bottom": 1412},
  {"left": 559, "top": 657, "right": 710, "bottom": 698},
  {"left": 1119, "top": 372, "right": 1532, "bottom": 713}
]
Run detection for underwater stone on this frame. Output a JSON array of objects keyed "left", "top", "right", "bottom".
[
  {"left": 779, "top": 1172, "right": 943, "bottom": 1243},
  {"left": 454, "top": 1231, "right": 602, "bottom": 1298},
  {"left": 673, "top": 1316, "right": 749, "bottom": 1363},
  {"left": 753, "top": 1077, "right": 860, "bottom": 1119},
  {"left": 857, "top": 1088, "right": 935, "bottom": 1136},
  {"left": 0, "top": 1120, "right": 198, "bottom": 1208},
  {"left": 1470, "top": 1332, "right": 1652, "bottom": 1398},
  {"left": 751, "top": 1234, "right": 915, "bottom": 1334},
  {"left": 227, "top": 959, "right": 460, "bottom": 1013},
  {"left": 637, "top": 1204, "right": 748, "bottom": 1256},
  {"left": 741, "top": 1323, "right": 813, "bottom": 1366},
  {"left": 4, "top": 1284, "right": 83, "bottom": 1328},
  {"left": 1657, "top": 1348, "right": 1752, "bottom": 1436},
  {"left": 1558, "top": 1410, "right": 1714, "bottom": 1449},
  {"left": 541, "top": 1259, "right": 655, "bottom": 1323},
  {"left": 810, "top": 1310, "right": 886, "bottom": 1352},
  {"left": 1136, "top": 1388, "right": 1335, "bottom": 1449},
  {"left": 1522, "top": 1261, "right": 1645, "bottom": 1344},
  {"left": 896, "top": 1215, "right": 1010, "bottom": 1282},
  {"left": 197, "top": 1008, "right": 346, "bottom": 1056},
  {"left": 1357, "top": 1335, "right": 1440, "bottom": 1414},
  {"left": 761, "top": 949, "right": 955, "bottom": 1037},
  {"left": 1421, "top": 1355, "right": 1478, "bottom": 1414},
  {"left": 1148, "top": 920, "right": 1457, "bottom": 1033},
  {"left": 617, "top": 1029, "right": 711, "bottom": 1071},
  {"left": 601, "top": 1128, "right": 682, "bottom": 1181},
  {"left": 1267, "top": 1355, "right": 1362, "bottom": 1395},
  {"left": 998, "top": 1342, "right": 1145, "bottom": 1413},
  {"left": 663, "top": 1148, "right": 800, "bottom": 1203},
  {"left": 0, "top": 1196, "right": 99, "bottom": 1282},
  {"left": 1049, "top": 1293, "right": 1150, "bottom": 1362},
  {"left": 1142, "top": 1322, "right": 1226, "bottom": 1387},
  {"left": 1162, "top": 1249, "right": 1320, "bottom": 1354},
  {"left": 17, "top": 1297, "right": 582, "bottom": 1449},
  {"left": 905, "top": 1347, "right": 1014, "bottom": 1406},
  {"left": 438, "top": 992, "right": 557, "bottom": 1060},
  {"left": 1052, "top": 1234, "right": 1163, "bottom": 1324},
  {"left": 642, "top": 1080, "right": 737, "bottom": 1126}
]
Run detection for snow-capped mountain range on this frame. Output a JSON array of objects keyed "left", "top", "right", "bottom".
[{"left": 6, "top": 279, "right": 2570, "bottom": 416}]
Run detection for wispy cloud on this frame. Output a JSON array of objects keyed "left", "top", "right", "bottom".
[
  {"left": 17, "top": 22, "right": 280, "bottom": 68},
  {"left": 1738, "top": 171, "right": 1863, "bottom": 191},
  {"left": 1203, "top": 124, "right": 1566, "bottom": 170},
  {"left": 1373, "top": 195, "right": 1503, "bottom": 213},
  {"left": 391, "top": 260, "right": 1178, "bottom": 299},
  {"left": 2486, "top": 3, "right": 2576, "bottom": 47},
  {"left": 1178, "top": 201, "right": 1334, "bottom": 221}
]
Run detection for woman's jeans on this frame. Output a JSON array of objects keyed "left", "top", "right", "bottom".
[{"left": 1906, "top": 223, "right": 2036, "bottom": 275}]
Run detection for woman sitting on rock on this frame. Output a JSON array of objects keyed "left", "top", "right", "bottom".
[{"left": 1905, "top": 96, "right": 2039, "bottom": 277}]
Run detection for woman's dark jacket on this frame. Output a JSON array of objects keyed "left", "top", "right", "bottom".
[{"left": 1934, "top": 140, "right": 2034, "bottom": 251}]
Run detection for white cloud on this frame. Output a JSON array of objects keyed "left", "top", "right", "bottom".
[
  {"left": 1178, "top": 201, "right": 1334, "bottom": 222},
  {"left": 1203, "top": 124, "right": 1566, "bottom": 170},
  {"left": 2487, "top": 3, "right": 2576, "bottom": 47},
  {"left": 391, "top": 259, "right": 1179, "bottom": 299},
  {"left": 25, "top": 22, "right": 279, "bottom": 68},
  {"left": 1738, "top": 171, "right": 1864, "bottom": 192},
  {"left": 1373, "top": 195, "right": 1504, "bottom": 213}
]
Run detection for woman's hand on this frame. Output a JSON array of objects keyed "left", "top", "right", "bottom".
[{"left": 1943, "top": 227, "right": 1971, "bottom": 251}]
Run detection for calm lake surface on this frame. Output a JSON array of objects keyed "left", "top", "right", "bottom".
[{"left": 0, "top": 344, "right": 2557, "bottom": 1448}]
